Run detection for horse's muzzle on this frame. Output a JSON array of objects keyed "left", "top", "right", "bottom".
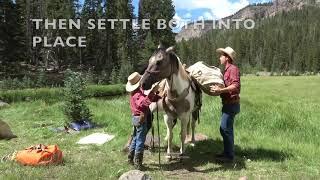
[
  {"left": 141, "top": 74, "right": 153, "bottom": 90},
  {"left": 141, "top": 82, "right": 149, "bottom": 90}
]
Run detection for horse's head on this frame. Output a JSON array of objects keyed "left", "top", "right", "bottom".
[{"left": 141, "top": 44, "right": 177, "bottom": 90}]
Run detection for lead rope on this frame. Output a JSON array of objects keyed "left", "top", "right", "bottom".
[
  {"left": 156, "top": 101, "right": 162, "bottom": 171},
  {"left": 152, "top": 81, "right": 161, "bottom": 153}
]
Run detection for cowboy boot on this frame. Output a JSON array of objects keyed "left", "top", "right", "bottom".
[
  {"left": 134, "top": 152, "right": 144, "bottom": 170},
  {"left": 127, "top": 150, "right": 135, "bottom": 165}
]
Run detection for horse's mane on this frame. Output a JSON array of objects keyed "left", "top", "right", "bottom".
[
  {"left": 169, "top": 52, "right": 189, "bottom": 80},
  {"left": 151, "top": 48, "right": 166, "bottom": 57}
]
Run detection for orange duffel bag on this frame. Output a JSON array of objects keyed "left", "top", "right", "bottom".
[{"left": 15, "top": 144, "right": 63, "bottom": 166}]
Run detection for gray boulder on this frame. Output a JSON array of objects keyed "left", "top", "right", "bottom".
[
  {"left": 119, "top": 170, "right": 150, "bottom": 180},
  {"left": 0, "top": 100, "right": 9, "bottom": 108},
  {"left": 0, "top": 120, "right": 17, "bottom": 140}
]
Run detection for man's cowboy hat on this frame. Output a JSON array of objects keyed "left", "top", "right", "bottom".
[
  {"left": 126, "top": 72, "right": 142, "bottom": 92},
  {"left": 216, "top": 46, "right": 236, "bottom": 61}
]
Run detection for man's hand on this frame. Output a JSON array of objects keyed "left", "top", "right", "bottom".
[{"left": 210, "top": 85, "right": 222, "bottom": 95}]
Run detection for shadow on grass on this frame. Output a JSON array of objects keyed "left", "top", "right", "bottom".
[
  {"left": 148, "top": 139, "right": 292, "bottom": 173},
  {"left": 236, "top": 145, "right": 293, "bottom": 162}
]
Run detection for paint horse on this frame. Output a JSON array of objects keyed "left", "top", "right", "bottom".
[{"left": 141, "top": 45, "right": 201, "bottom": 158}]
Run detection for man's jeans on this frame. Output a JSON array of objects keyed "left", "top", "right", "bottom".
[
  {"left": 220, "top": 103, "right": 240, "bottom": 159},
  {"left": 129, "top": 114, "right": 151, "bottom": 154}
]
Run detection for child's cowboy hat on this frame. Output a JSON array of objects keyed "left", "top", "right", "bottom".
[
  {"left": 216, "top": 47, "right": 236, "bottom": 61},
  {"left": 126, "top": 72, "right": 142, "bottom": 92}
]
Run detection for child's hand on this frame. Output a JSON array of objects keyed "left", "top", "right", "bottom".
[
  {"left": 151, "top": 84, "right": 160, "bottom": 93},
  {"left": 157, "top": 89, "right": 166, "bottom": 97}
]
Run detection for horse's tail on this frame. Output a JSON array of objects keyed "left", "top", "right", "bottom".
[
  {"left": 186, "top": 87, "right": 202, "bottom": 136},
  {"left": 192, "top": 109, "right": 200, "bottom": 124},
  {"left": 186, "top": 109, "right": 201, "bottom": 136},
  {"left": 191, "top": 76, "right": 202, "bottom": 124}
]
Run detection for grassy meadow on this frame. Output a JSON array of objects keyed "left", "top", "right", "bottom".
[{"left": 0, "top": 76, "right": 320, "bottom": 179}]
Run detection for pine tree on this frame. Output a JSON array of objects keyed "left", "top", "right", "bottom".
[
  {"left": 115, "top": 0, "right": 135, "bottom": 81},
  {"left": 118, "top": 46, "right": 133, "bottom": 83},
  {"left": 42, "top": 0, "right": 78, "bottom": 69},
  {"left": 102, "top": 0, "right": 118, "bottom": 73},
  {"left": 0, "top": 0, "right": 26, "bottom": 73},
  {"left": 110, "top": 66, "right": 119, "bottom": 84},
  {"left": 139, "top": 32, "right": 156, "bottom": 72},
  {"left": 177, "top": 39, "right": 191, "bottom": 65},
  {"left": 157, "top": 0, "right": 176, "bottom": 47},
  {"left": 138, "top": 0, "right": 175, "bottom": 48},
  {"left": 81, "top": 0, "right": 103, "bottom": 68}
]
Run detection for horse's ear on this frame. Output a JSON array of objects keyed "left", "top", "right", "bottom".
[
  {"left": 166, "top": 46, "right": 175, "bottom": 53},
  {"left": 158, "top": 43, "right": 164, "bottom": 49}
]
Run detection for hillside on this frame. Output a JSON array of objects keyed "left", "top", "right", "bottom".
[
  {"left": 175, "top": 0, "right": 320, "bottom": 42},
  {"left": 176, "top": 6, "right": 320, "bottom": 74}
]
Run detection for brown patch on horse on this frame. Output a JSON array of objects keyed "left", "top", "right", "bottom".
[
  {"left": 162, "top": 95, "right": 177, "bottom": 118},
  {"left": 165, "top": 98, "right": 191, "bottom": 115},
  {"left": 173, "top": 99, "right": 190, "bottom": 115},
  {"left": 168, "top": 89, "right": 179, "bottom": 99}
]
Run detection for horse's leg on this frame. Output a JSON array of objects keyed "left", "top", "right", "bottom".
[
  {"left": 164, "top": 114, "right": 174, "bottom": 155},
  {"left": 179, "top": 114, "right": 189, "bottom": 155}
]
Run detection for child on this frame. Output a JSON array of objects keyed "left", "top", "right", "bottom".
[{"left": 126, "top": 72, "right": 161, "bottom": 170}]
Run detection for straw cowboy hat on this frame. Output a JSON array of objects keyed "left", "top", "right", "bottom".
[
  {"left": 126, "top": 72, "right": 142, "bottom": 92},
  {"left": 216, "top": 46, "right": 236, "bottom": 61}
]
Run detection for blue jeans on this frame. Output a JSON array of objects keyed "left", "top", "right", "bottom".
[
  {"left": 220, "top": 103, "right": 240, "bottom": 159},
  {"left": 129, "top": 114, "right": 151, "bottom": 154}
]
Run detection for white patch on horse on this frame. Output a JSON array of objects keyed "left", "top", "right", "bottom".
[
  {"left": 149, "top": 56, "right": 156, "bottom": 64},
  {"left": 163, "top": 61, "right": 196, "bottom": 155}
]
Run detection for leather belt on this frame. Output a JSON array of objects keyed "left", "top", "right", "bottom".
[{"left": 223, "top": 99, "right": 240, "bottom": 105}]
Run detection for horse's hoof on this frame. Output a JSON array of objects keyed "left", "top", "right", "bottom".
[{"left": 190, "top": 143, "right": 195, "bottom": 147}]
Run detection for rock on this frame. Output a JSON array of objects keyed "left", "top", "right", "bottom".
[
  {"left": 118, "top": 170, "right": 150, "bottom": 180},
  {"left": 0, "top": 100, "right": 9, "bottom": 108},
  {"left": 256, "top": 71, "right": 271, "bottom": 76},
  {"left": 239, "top": 176, "right": 248, "bottom": 180},
  {"left": 0, "top": 120, "right": 17, "bottom": 140}
]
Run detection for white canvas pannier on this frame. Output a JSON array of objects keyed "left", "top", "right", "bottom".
[{"left": 186, "top": 61, "right": 225, "bottom": 96}]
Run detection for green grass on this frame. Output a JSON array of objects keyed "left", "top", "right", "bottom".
[
  {"left": 0, "top": 84, "right": 125, "bottom": 103},
  {"left": 1, "top": 76, "right": 320, "bottom": 179}
]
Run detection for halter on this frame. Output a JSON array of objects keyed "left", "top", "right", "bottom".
[{"left": 145, "top": 53, "right": 175, "bottom": 90}]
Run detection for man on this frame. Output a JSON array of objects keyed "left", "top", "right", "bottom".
[{"left": 210, "top": 46, "right": 241, "bottom": 162}]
